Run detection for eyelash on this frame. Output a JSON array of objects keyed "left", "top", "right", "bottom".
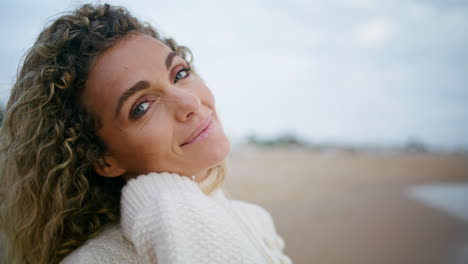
[
  {"left": 130, "top": 66, "right": 192, "bottom": 119},
  {"left": 174, "top": 67, "right": 191, "bottom": 83}
]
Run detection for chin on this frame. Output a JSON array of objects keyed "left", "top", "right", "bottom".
[
  {"left": 201, "top": 134, "right": 231, "bottom": 169},
  {"left": 215, "top": 135, "right": 231, "bottom": 165}
]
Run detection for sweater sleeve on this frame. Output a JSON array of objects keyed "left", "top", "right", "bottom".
[
  {"left": 120, "top": 172, "right": 267, "bottom": 264},
  {"left": 231, "top": 201, "right": 293, "bottom": 264}
]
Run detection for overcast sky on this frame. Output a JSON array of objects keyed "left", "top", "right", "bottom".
[{"left": 1, "top": 0, "right": 467, "bottom": 149}]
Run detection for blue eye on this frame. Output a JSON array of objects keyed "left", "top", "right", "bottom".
[
  {"left": 175, "top": 67, "right": 191, "bottom": 83},
  {"left": 132, "top": 101, "right": 150, "bottom": 119}
]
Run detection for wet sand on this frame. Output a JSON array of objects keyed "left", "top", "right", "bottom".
[{"left": 223, "top": 147, "right": 468, "bottom": 264}]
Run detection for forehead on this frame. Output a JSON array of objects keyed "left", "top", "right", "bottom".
[
  {"left": 83, "top": 34, "right": 171, "bottom": 113},
  {"left": 86, "top": 34, "right": 171, "bottom": 91}
]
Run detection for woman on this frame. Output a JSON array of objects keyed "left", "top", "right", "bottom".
[{"left": 0, "top": 3, "right": 292, "bottom": 264}]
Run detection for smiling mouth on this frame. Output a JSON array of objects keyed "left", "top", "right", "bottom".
[{"left": 180, "top": 115, "right": 214, "bottom": 147}]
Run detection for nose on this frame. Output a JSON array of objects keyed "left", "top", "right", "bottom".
[{"left": 171, "top": 89, "right": 201, "bottom": 122}]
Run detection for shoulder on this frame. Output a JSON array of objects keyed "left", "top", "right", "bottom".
[
  {"left": 216, "top": 190, "right": 273, "bottom": 224},
  {"left": 229, "top": 200, "right": 278, "bottom": 237},
  {"left": 229, "top": 199, "right": 289, "bottom": 255},
  {"left": 61, "top": 225, "right": 141, "bottom": 264},
  {"left": 231, "top": 200, "right": 273, "bottom": 222}
]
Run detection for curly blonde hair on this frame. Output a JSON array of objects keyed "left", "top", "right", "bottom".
[{"left": 0, "top": 3, "right": 226, "bottom": 263}]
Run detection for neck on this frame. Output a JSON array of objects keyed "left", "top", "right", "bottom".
[{"left": 196, "top": 167, "right": 220, "bottom": 195}]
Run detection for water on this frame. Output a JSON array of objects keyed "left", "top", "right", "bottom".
[
  {"left": 407, "top": 182, "right": 468, "bottom": 264},
  {"left": 407, "top": 182, "right": 468, "bottom": 223}
]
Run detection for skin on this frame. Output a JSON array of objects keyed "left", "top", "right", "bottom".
[{"left": 83, "top": 33, "right": 231, "bottom": 182}]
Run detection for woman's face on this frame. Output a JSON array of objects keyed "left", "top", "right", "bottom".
[{"left": 83, "top": 34, "right": 230, "bottom": 180}]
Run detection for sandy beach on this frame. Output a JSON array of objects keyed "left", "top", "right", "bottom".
[{"left": 223, "top": 147, "right": 468, "bottom": 264}]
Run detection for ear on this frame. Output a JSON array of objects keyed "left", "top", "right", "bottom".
[{"left": 93, "top": 153, "right": 126, "bottom": 178}]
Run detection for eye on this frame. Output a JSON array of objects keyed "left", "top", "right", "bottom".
[
  {"left": 174, "top": 67, "right": 191, "bottom": 83},
  {"left": 131, "top": 101, "right": 150, "bottom": 119}
]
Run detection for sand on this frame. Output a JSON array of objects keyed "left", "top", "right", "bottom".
[{"left": 223, "top": 147, "right": 468, "bottom": 264}]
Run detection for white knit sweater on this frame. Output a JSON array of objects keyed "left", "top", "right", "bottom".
[{"left": 61, "top": 171, "right": 293, "bottom": 263}]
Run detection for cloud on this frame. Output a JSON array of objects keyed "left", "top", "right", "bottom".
[{"left": 353, "top": 20, "right": 396, "bottom": 47}]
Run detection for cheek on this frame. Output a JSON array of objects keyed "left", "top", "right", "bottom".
[
  {"left": 126, "top": 125, "right": 170, "bottom": 156},
  {"left": 100, "top": 122, "right": 171, "bottom": 164},
  {"left": 193, "top": 78, "right": 215, "bottom": 106},
  {"left": 200, "top": 87, "right": 216, "bottom": 109}
]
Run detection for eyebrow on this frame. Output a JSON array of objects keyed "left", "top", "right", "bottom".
[
  {"left": 114, "top": 51, "right": 179, "bottom": 119},
  {"left": 166, "top": 51, "right": 178, "bottom": 70},
  {"left": 114, "top": 80, "right": 150, "bottom": 118}
]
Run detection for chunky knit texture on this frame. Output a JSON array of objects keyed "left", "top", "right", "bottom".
[{"left": 61, "top": 172, "right": 292, "bottom": 263}]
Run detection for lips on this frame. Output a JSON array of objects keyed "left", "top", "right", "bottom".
[{"left": 181, "top": 114, "right": 213, "bottom": 146}]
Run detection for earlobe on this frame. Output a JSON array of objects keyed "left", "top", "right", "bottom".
[{"left": 93, "top": 154, "right": 126, "bottom": 178}]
